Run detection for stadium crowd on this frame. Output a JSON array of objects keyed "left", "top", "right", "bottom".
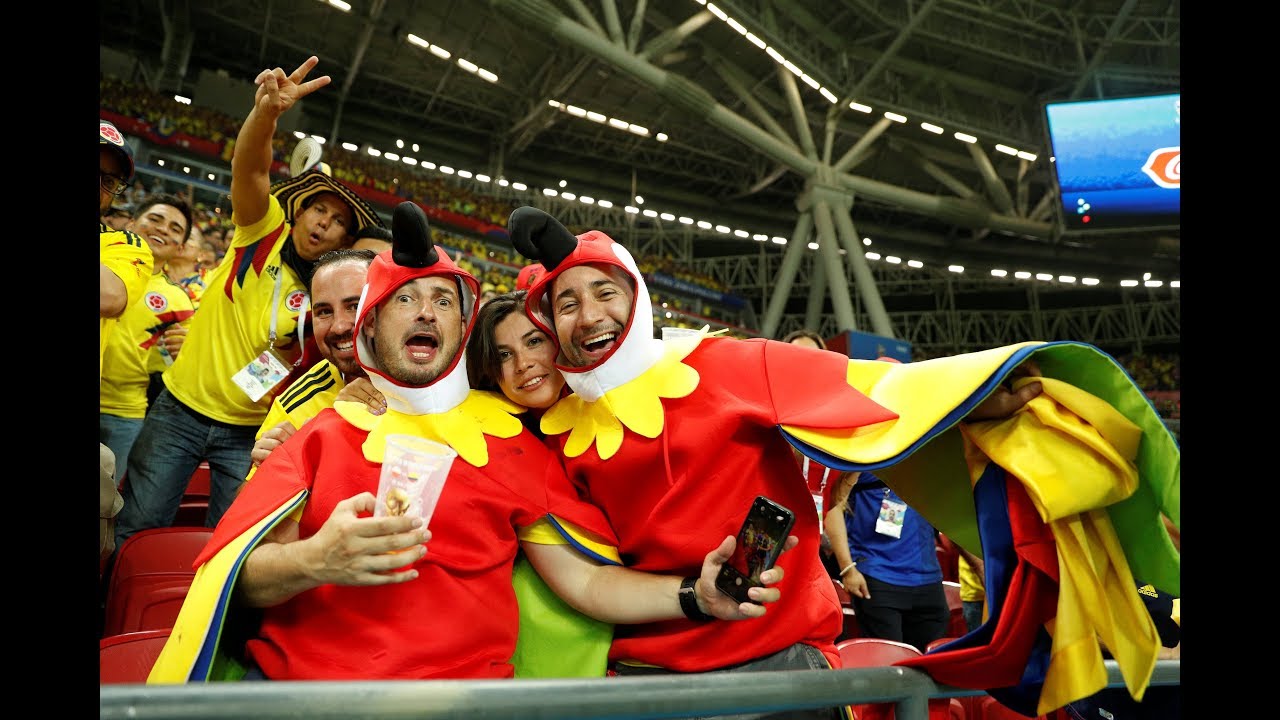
[{"left": 100, "top": 75, "right": 738, "bottom": 299}]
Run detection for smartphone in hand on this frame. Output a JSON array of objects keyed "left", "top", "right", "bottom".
[{"left": 715, "top": 496, "right": 796, "bottom": 605}]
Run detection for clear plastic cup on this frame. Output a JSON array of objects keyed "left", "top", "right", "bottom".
[{"left": 374, "top": 435, "right": 457, "bottom": 528}]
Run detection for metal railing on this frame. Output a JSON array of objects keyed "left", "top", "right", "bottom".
[{"left": 101, "top": 659, "right": 1179, "bottom": 720}]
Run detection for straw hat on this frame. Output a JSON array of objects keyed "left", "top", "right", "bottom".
[{"left": 270, "top": 168, "right": 384, "bottom": 234}]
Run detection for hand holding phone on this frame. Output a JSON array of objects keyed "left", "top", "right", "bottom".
[{"left": 714, "top": 496, "right": 797, "bottom": 605}]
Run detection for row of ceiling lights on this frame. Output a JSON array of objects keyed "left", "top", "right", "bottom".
[
  {"left": 149, "top": 151, "right": 1177, "bottom": 288},
  {"left": 288, "top": 130, "right": 1174, "bottom": 288},
  {"left": 321, "top": 2, "right": 502, "bottom": 84},
  {"left": 693, "top": 0, "right": 1042, "bottom": 163},
  {"left": 546, "top": 100, "right": 669, "bottom": 142},
  {"left": 316, "top": 0, "right": 1043, "bottom": 164}
]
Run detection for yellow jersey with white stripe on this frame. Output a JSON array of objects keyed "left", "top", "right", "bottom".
[
  {"left": 100, "top": 223, "right": 154, "bottom": 379},
  {"left": 162, "top": 196, "right": 308, "bottom": 426},
  {"left": 101, "top": 272, "right": 197, "bottom": 419}
]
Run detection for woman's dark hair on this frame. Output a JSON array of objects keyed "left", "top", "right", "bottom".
[
  {"left": 780, "top": 328, "right": 827, "bottom": 350},
  {"left": 466, "top": 290, "right": 529, "bottom": 391}
]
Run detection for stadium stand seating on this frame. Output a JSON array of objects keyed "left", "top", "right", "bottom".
[
  {"left": 837, "top": 638, "right": 964, "bottom": 720},
  {"left": 100, "top": 629, "right": 171, "bottom": 684},
  {"left": 102, "top": 527, "right": 212, "bottom": 637}
]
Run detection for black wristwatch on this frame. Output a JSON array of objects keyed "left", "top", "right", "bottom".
[{"left": 679, "top": 576, "right": 714, "bottom": 621}]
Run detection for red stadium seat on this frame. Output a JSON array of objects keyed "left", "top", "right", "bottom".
[
  {"left": 935, "top": 534, "right": 960, "bottom": 583},
  {"left": 838, "top": 637, "right": 922, "bottom": 668},
  {"left": 174, "top": 462, "right": 211, "bottom": 526},
  {"left": 926, "top": 637, "right": 960, "bottom": 653},
  {"left": 974, "top": 696, "right": 1068, "bottom": 720},
  {"left": 942, "top": 581, "right": 967, "bottom": 638},
  {"left": 102, "top": 527, "right": 212, "bottom": 637},
  {"left": 100, "top": 629, "right": 171, "bottom": 684},
  {"left": 837, "top": 639, "right": 963, "bottom": 720},
  {"left": 832, "top": 578, "right": 863, "bottom": 642},
  {"left": 840, "top": 606, "right": 863, "bottom": 643},
  {"left": 833, "top": 578, "right": 853, "bottom": 605}
]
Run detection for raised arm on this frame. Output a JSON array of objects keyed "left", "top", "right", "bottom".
[{"left": 230, "top": 56, "right": 331, "bottom": 228}]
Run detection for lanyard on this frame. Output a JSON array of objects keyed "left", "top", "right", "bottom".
[
  {"left": 267, "top": 269, "right": 309, "bottom": 369},
  {"left": 801, "top": 456, "right": 831, "bottom": 493},
  {"left": 803, "top": 456, "right": 831, "bottom": 534}
]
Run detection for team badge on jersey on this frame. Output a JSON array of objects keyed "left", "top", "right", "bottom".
[
  {"left": 145, "top": 291, "right": 168, "bottom": 312},
  {"left": 286, "top": 289, "right": 309, "bottom": 313}
]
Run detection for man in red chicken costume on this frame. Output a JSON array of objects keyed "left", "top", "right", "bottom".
[
  {"left": 150, "top": 202, "right": 785, "bottom": 683},
  {"left": 507, "top": 207, "right": 1048, "bottom": 719}
]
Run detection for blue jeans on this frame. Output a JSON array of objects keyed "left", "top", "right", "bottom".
[
  {"left": 962, "top": 600, "right": 984, "bottom": 634},
  {"left": 114, "top": 388, "right": 257, "bottom": 546},
  {"left": 99, "top": 413, "right": 144, "bottom": 481},
  {"left": 611, "top": 643, "right": 844, "bottom": 720}
]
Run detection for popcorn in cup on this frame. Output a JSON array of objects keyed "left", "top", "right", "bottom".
[{"left": 374, "top": 435, "right": 457, "bottom": 528}]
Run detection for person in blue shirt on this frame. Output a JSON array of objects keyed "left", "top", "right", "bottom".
[{"left": 827, "top": 470, "right": 949, "bottom": 652}]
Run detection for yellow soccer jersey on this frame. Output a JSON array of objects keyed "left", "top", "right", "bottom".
[
  {"left": 957, "top": 552, "right": 985, "bottom": 603},
  {"left": 256, "top": 359, "right": 346, "bottom": 438},
  {"left": 100, "top": 223, "right": 154, "bottom": 379},
  {"left": 162, "top": 196, "right": 308, "bottom": 426},
  {"left": 101, "top": 273, "right": 197, "bottom": 419}
]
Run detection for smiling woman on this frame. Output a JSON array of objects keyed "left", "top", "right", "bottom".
[{"left": 467, "top": 290, "right": 567, "bottom": 415}]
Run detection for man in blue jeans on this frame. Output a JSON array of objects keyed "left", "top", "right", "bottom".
[{"left": 113, "top": 56, "right": 383, "bottom": 547}]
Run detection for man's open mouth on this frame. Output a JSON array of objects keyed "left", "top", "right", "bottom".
[
  {"left": 582, "top": 331, "right": 617, "bottom": 354},
  {"left": 406, "top": 333, "right": 440, "bottom": 361}
]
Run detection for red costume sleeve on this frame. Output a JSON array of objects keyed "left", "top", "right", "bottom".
[{"left": 759, "top": 339, "right": 899, "bottom": 429}]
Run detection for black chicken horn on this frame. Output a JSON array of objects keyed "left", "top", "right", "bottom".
[
  {"left": 507, "top": 206, "right": 577, "bottom": 270},
  {"left": 391, "top": 201, "right": 439, "bottom": 268}
]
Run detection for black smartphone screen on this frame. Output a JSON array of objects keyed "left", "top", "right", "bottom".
[{"left": 716, "top": 496, "right": 796, "bottom": 604}]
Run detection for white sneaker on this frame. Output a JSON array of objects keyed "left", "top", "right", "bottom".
[{"left": 290, "top": 137, "right": 323, "bottom": 177}]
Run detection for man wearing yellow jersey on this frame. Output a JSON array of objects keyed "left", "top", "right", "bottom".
[
  {"left": 956, "top": 547, "right": 986, "bottom": 634},
  {"left": 114, "top": 57, "right": 384, "bottom": 547},
  {"left": 100, "top": 118, "right": 152, "bottom": 564},
  {"left": 250, "top": 248, "right": 379, "bottom": 468},
  {"left": 100, "top": 194, "right": 195, "bottom": 473},
  {"left": 100, "top": 120, "right": 153, "bottom": 377}
]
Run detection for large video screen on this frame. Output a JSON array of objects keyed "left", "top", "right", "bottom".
[{"left": 1043, "top": 93, "right": 1180, "bottom": 233}]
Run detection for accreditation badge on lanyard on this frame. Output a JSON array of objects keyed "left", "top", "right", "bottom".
[
  {"left": 231, "top": 269, "right": 309, "bottom": 404},
  {"left": 802, "top": 456, "right": 831, "bottom": 534},
  {"left": 875, "top": 487, "right": 907, "bottom": 539}
]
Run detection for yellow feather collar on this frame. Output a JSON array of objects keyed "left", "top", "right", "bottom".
[
  {"left": 335, "top": 390, "right": 527, "bottom": 467},
  {"left": 540, "top": 328, "right": 717, "bottom": 459}
]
